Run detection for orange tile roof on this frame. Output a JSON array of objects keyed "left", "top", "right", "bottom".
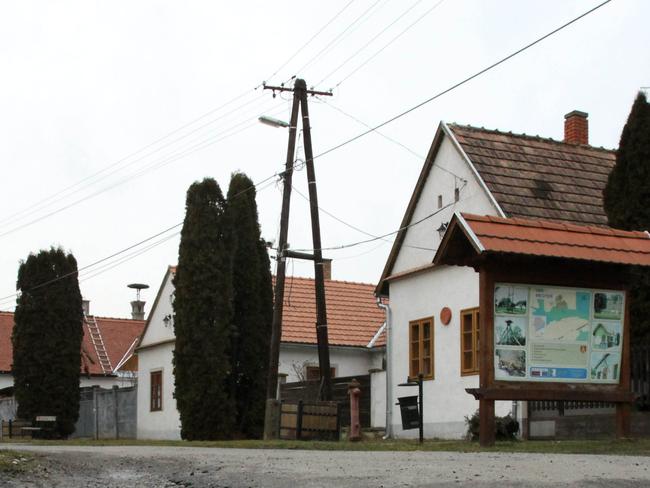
[
  {"left": 0, "top": 312, "right": 144, "bottom": 377},
  {"left": 279, "top": 277, "right": 385, "bottom": 348},
  {"left": 448, "top": 213, "right": 650, "bottom": 266}
]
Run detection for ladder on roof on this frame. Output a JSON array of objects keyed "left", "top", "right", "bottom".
[{"left": 85, "top": 313, "right": 113, "bottom": 374}]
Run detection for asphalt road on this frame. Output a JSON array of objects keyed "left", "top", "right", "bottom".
[{"left": 2, "top": 444, "right": 650, "bottom": 487}]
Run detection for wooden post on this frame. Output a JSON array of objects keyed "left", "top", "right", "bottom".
[
  {"left": 296, "top": 400, "right": 304, "bottom": 440},
  {"left": 617, "top": 290, "right": 632, "bottom": 438},
  {"left": 479, "top": 267, "right": 496, "bottom": 446}
]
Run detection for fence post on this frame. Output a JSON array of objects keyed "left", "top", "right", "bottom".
[
  {"left": 93, "top": 386, "right": 99, "bottom": 440},
  {"left": 296, "top": 400, "right": 304, "bottom": 440},
  {"left": 113, "top": 386, "right": 119, "bottom": 440},
  {"left": 8, "top": 419, "right": 12, "bottom": 439}
]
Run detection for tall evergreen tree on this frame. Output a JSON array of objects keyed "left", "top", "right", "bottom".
[
  {"left": 225, "top": 172, "right": 273, "bottom": 438},
  {"left": 604, "top": 91, "right": 650, "bottom": 339},
  {"left": 12, "top": 247, "right": 83, "bottom": 437},
  {"left": 173, "top": 178, "right": 235, "bottom": 440}
]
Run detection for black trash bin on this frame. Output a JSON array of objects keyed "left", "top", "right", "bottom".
[{"left": 396, "top": 395, "right": 420, "bottom": 430}]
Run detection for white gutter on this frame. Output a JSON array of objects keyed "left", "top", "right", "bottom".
[
  {"left": 441, "top": 122, "right": 507, "bottom": 218},
  {"left": 376, "top": 299, "right": 392, "bottom": 439}
]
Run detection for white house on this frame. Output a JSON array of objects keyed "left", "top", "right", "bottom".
[
  {"left": 136, "top": 265, "right": 385, "bottom": 440},
  {"left": 376, "top": 111, "right": 616, "bottom": 438}
]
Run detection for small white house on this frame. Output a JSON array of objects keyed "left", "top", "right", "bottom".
[
  {"left": 376, "top": 111, "right": 616, "bottom": 438},
  {"left": 136, "top": 266, "right": 386, "bottom": 440}
]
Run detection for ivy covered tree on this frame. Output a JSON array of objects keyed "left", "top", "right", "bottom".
[
  {"left": 604, "top": 91, "right": 650, "bottom": 340},
  {"left": 12, "top": 247, "right": 83, "bottom": 438},
  {"left": 173, "top": 178, "right": 235, "bottom": 440},
  {"left": 225, "top": 172, "right": 273, "bottom": 438}
]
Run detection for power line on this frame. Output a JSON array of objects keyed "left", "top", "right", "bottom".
[
  {"left": 293, "top": 0, "right": 386, "bottom": 77},
  {"left": 330, "top": 0, "right": 447, "bottom": 89},
  {"left": 0, "top": 171, "right": 281, "bottom": 307},
  {"left": 314, "top": 0, "right": 427, "bottom": 88},
  {"left": 313, "top": 0, "right": 612, "bottom": 160},
  {"left": 318, "top": 97, "right": 466, "bottom": 182},
  {"left": 263, "top": 0, "right": 357, "bottom": 83},
  {"left": 0, "top": 101, "right": 287, "bottom": 239}
]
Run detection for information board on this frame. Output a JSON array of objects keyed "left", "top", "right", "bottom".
[{"left": 494, "top": 284, "right": 624, "bottom": 384}]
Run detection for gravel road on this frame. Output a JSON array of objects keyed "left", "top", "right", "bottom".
[{"left": 1, "top": 444, "right": 649, "bottom": 487}]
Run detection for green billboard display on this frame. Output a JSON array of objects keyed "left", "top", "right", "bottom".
[{"left": 494, "top": 284, "right": 624, "bottom": 384}]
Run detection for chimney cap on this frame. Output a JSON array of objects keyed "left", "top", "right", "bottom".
[{"left": 564, "top": 110, "right": 588, "bottom": 120}]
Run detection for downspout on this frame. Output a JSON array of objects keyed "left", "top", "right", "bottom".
[{"left": 376, "top": 298, "right": 392, "bottom": 438}]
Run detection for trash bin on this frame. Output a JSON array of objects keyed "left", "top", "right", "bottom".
[{"left": 396, "top": 395, "right": 420, "bottom": 430}]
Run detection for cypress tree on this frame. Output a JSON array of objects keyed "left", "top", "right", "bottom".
[
  {"left": 173, "top": 178, "right": 235, "bottom": 440},
  {"left": 225, "top": 172, "right": 273, "bottom": 438},
  {"left": 12, "top": 247, "right": 83, "bottom": 438},
  {"left": 603, "top": 92, "right": 650, "bottom": 339}
]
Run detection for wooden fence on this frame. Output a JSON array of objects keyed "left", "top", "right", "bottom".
[
  {"left": 0, "top": 420, "right": 33, "bottom": 440},
  {"left": 280, "top": 401, "right": 340, "bottom": 440},
  {"left": 280, "top": 374, "right": 371, "bottom": 428}
]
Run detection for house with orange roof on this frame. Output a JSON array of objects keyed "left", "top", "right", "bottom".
[
  {"left": 376, "top": 111, "right": 624, "bottom": 439},
  {"left": 136, "top": 264, "right": 385, "bottom": 440},
  {"left": 0, "top": 304, "right": 145, "bottom": 407}
]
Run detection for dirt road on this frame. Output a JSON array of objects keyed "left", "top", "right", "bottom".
[{"left": 2, "top": 444, "right": 649, "bottom": 487}]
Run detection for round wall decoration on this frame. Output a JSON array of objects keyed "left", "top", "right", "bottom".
[{"left": 440, "top": 307, "right": 452, "bottom": 325}]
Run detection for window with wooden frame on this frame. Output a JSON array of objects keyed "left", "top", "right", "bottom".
[
  {"left": 409, "top": 318, "right": 434, "bottom": 379},
  {"left": 150, "top": 370, "right": 162, "bottom": 411},
  {"left": 460, "top": 307, "right": 480, "bottom": 376},
  {"left": 305, "top": 366, "right": 336, "bottom": 381}
]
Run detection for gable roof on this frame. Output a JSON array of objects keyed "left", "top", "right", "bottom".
[
  {"left": 434, "top": 212, "right": 650, "bottom": 268},
  {"left": 0, "top": 311, "right": 145, "bottom": 377},
  {"left": 448, "top": 124, "right": 616, "bottom": 226},
  {"left": 280, "top": 276, "right": 385, "bottom": 348},
  {"left": 377, "top": 121, "right": 617, "bottom": 295},
  {"left": 137, "top": 265, "right": 175, "bottom": 349}
]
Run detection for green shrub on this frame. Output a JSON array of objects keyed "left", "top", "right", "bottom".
[{"left": 465, "top": 409, "right": 519, "bottom": 441}]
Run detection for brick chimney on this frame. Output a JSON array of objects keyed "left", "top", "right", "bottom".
[
  {"left": 322, "top": 259, "right": 332, "bottom": 281},
  {"left": 564, "top": 110, "right": 589, "bottom": 145}
]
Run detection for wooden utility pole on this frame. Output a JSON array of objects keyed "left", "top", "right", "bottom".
[{"left": 263, "top": 79, "right": 333, "bottom": 439}]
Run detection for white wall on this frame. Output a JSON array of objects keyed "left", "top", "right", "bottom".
[
  {"left": 392, "top": 130, "right": 500, "bottom": 275},
  {"left": 279, "top": 343, "right": 383, "bottom": 383},
  {"left": 139, "top": 271, "right": 175, "bottom": 347},
  {"left": 136, "top": 342, "right": 181, "bottom": 440},
  {"left": 1, "top": 373, "right": 121, "bottom": 391},
  {"left": 0, "top": 374, "right": 12, "bottom": 391},
  {"left": 370, "top": 370, "right": 386, "bottom": 428},
  {"left": 387, "top": 129, "right": 510, "bottom": 439}
]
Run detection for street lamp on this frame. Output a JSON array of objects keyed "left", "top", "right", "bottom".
[{"left": 258, "top": 115, "right": 290, "bottom": 128}]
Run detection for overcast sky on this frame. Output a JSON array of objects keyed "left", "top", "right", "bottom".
[{"left": 0, "top": 0, "right": 648, "bottom": 318}]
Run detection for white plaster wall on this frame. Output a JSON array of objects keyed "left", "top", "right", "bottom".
[
  {"left": 136, "top": 342, "right": 181, "bottom": 440},
  {"left": 370, "top": 370, "right": 386, "bottom": 428},
  {"left": 139, "top": 271, "right": 176, "bottom": 347},
  {"left": 0, "top": 374, "right": 12, "bottom": 390},
  {"left": 392, "top": 131, "right": 499, "bottom": 274},
  {"left": 388, "top": 266, "right": 512, "bottom": 439},
  {"left": 279, "top": 344, "right": 380, "bottom": 383}
]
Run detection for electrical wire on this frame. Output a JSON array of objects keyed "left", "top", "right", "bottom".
[
  {"left": 313, "top": 0, "right": 427, "bottom": 88},
  {"left": 263, "top": 0, "right": 356, "bottom": 83},
  {"left": 313, "top": 0, "right": 613, "bottom": 160},
  {"left": 318, "top": 97, "right": 466, "bottom": 182},
  {"left": 330, "top": 0, "right": 447, "bottom": 89},
  {"left": 293, "top": 0, "right": 386, "bottom": 77}
]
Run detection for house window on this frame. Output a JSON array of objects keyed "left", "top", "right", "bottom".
[
  {"left": 460, "top": 308, "right": 480, "bottom": 376},
  {"left": 409, "top": 318, "right": 434, "bottom": 379},
  {"left": 150, "top": 371, "right": 162, "bottom": 411},
  {"left": 305, "top": 366, "right": 336, "bottom": 381}
]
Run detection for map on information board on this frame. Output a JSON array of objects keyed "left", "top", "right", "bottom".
[{"left": 494, "top": 283, "right": 624, "bottom": 385}]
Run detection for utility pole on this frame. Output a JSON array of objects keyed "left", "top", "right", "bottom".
[{"left": 263, "top": 79, "right": 333, "bottom": 439}]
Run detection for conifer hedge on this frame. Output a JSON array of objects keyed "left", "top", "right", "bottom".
[{"left": 12, "top": 247, "right": 83, "bottom": 438}]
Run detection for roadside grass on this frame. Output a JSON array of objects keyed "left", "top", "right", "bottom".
[
  {"left": 3, "top": 437, "right": 650, "bottom": 456},
  {"left": 0, "top": 449, "right": 35, "bottom": 475}
]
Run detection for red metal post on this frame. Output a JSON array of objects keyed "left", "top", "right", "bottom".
[{"left": 348, "top": 379, "right": 361, "bottom": 441}]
